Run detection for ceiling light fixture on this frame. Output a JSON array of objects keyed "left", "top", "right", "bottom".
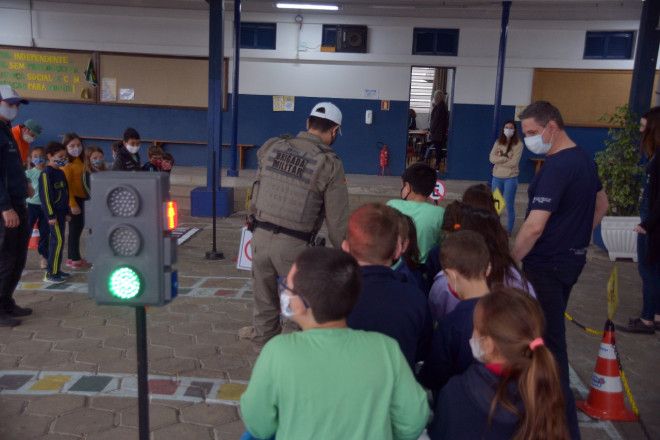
[{"left": 276, "top": 3, "right": 339, "bottom": 11}]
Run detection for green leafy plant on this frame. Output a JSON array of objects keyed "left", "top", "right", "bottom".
[{"left": 595, "top": 105, "right": 643, "bottom": 216}]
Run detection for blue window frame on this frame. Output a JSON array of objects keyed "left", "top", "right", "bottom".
[
  {"left": 413, "top": 28, "right": 459, "bottom": 56},
  {"left": 584, "top": 31, "right": 635, "bottom": 60},
  {"left": 322, "top": 25, "right": 338, "bottom": 47},
  {"left": 240, "top": 22, "right": 277, "bottom": 50}
]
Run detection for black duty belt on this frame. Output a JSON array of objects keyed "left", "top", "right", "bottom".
[{"left": 254, "top": 219, "right": 313, "bottom": 242}]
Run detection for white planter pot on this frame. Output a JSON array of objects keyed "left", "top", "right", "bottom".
[{"left": 600, "top": 216, "right": 640, "bottom": 262}]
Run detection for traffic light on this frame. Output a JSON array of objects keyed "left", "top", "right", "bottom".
[{"left": 87, "top": 172, "right": 178, "bottom": 306}]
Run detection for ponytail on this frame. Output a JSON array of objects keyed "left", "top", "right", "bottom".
[
  {"left": 516, "top": 343, "right": 568, "bottom": 440},
  {"left": 478, "top": 288, "right": 570, "bottom": 440}
]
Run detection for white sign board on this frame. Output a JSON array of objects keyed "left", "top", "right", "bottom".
[
  {"left": 429, "top": 179, "right": 446, "bottom": 202},
  {"left": 236, "top": 227, "right": 253, "bottom": 271}
]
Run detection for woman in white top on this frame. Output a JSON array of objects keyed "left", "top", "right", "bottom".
[{"left": 489, "top": 120, "right": 524, "bottom": 234}]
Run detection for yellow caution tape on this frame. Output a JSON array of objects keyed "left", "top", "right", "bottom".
[{"left": 564, "top": 312, "right": 604, "bottom": 336}]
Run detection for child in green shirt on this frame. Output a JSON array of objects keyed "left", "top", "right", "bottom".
[
  {"left": 387, "top": 163, "right": 445, "bottom": 264},
  {"left": 240, "top": 247, "right": 429, "bottom": 440},
  {"left": 25, "top": 147, "right": 48, "bottom": 269}
]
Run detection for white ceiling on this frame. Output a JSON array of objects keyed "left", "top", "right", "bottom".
[{"left": 30, "top": 0, "right": 644, "bottom": 20}]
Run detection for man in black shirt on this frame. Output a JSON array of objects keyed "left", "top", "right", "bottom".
[
  {"left": 513, "top": 101, "right": 609, "bottom": 440},
  {"left": 428, "top": 90, "right": 449, "bottom": 168},
  {"left": 0, "top": 85, "right": 33, "bottom": 327}
]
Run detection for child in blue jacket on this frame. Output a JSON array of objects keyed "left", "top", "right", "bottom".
[
  {"left": 429, "top": 287, "right": 568, "bottom": 440},
  {"left": 40, "top": 142, "right": 71, "bottom": 283}
]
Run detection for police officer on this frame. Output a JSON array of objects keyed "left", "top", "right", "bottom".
[
  {"left": 0, "top": 85, "right": 33, "bottom": 327},
  {"left": 239, "top": 102, "right": 349, "bottom": 347}
]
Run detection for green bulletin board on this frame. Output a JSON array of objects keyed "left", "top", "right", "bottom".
[{"left": 0, "top": 47, "right": 96, "bottom": 102}]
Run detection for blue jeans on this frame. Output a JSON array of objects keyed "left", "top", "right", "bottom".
[
  {"left": 637, "top": 234, "right": 660, "bottom": 321},
  {"left": 491, "top": 176, "right": 518, "bottom": 233},
  {"left": 525, "top": 262, "right": 584, "bottom": 440}
]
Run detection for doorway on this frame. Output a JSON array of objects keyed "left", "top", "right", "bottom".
[{"left": 406, "top": 66, "right": 455, "bottom": 173}]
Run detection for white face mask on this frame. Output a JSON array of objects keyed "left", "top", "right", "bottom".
[
  {"left": 279, "top": 293, "right": 294, "bottom": 318},
  {"left": 23, "top": 133, "right": 35, "bottom": 143},
  {"left": 0, "top": 103, "right": 18, "bottom": 121},
  {"left": 67, "top": 146, "right": 82, "bottom": 157},
  {"left": 469, "top": 336, "right": 486, "bottom": 363},
  {"left": 524, "top": 127, "right": 552, "bottom": 155},
  {"left": 503, "top": 128, "right": 514, "bottom": 139},
  {"left": 126, "top": 144, "right": 140, "bottom": 155}
]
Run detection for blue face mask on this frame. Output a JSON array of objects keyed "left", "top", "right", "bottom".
[
  {"left": 32, "top": 157, "right": 46, "bottom": 166},
  {"left": 54, "top": 158, "right": 68, "bottom": 167},
  {"left": 91, "top": 159, "right": 104, "bottom": 167}
]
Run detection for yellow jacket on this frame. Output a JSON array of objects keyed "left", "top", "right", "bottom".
[{"left": 62, "top": 157, "right": 87, "bottom": 209}]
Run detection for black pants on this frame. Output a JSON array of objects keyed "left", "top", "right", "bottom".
[
  {"left": 525, "top": 262, "right": 584, "bottom": 440},
  {"left": 0, "top": 204, "right": 30, "bottom": 312},
  {"left": 67, "top": 197, "right": 85, "bottom": 261},
  {"left": 48, "top": 213, "right": 66, "bottom": 276},
  {"left": 27, "top": 203, "right": 49, "bottom": 259}
]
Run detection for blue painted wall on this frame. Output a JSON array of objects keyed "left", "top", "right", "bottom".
[
  {"left": 17, "top": 95, "right": 409, "bottom": 177},
  {"left": 446, "top": 103, "right": 610, "bottom": 184},
  {"left": 17, "top": 99, "right": 610, "bottom": 183}
]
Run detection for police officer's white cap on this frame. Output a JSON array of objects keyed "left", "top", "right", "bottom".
[
  {"left": 310, "top": 102, "right": 342, "bottom": 126},
  {"left": 0, "top": 85, "right": 28, "bottom": 105}
]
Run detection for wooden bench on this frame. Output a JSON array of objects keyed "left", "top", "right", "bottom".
[
  {"left": 529, "top": 157, "right": 545, "bottom": 174},
  {"left": 76, "top": 136, "right": 255, "bottom": 170}
]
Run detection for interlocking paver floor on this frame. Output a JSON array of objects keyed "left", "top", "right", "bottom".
[{"left": 0, "top": 198, "right": 657, "bottom": 439}]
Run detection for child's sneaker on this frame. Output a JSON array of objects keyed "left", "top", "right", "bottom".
[
  {"left": 66, "top": 259, "right": 92, "bottom": 270},
  {"left": 43, "top": 273, "right": 65, "bottom": 284},
  {"left": 59, "top": 271, "right": 72, "bottom": 279},
  {"left": 39, "top": 257, "right": 48, "bottom": 269}
]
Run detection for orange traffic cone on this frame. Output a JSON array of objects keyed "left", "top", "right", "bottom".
[
  {"left": 28, "top": 227, "right": 39, "bottom": 250},
  {"left": 577, "top": 320, "right": 638, "bottom": 421}
]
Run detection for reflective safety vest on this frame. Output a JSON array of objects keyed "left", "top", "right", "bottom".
[{"left": 251, "top": 133, "right": 337, "bottom": 234}]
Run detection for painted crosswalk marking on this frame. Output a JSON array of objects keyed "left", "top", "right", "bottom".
[
  {"left": 17, "top": 276, "right": 253, "bottom": 300},
  {"left": 0, "top": 370, "right": 247, "bottom": 406}
]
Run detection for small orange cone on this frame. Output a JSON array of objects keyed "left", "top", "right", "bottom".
[
  {"left": 577, "top": 320, "right": 638, "bottom": 421},
  {"left": 28, "top": 227, "right": 40, "bottom": 250}
]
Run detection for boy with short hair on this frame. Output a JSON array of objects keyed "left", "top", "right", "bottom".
[
  {"left": 160, "top": 152, "right": 174, "bottom": 173},
  {"left": 112, "top": 127, "right": 141, "bottom": 171},
  {"left": 142, "top": 145, "right": 165, "bottom": 172},
  {"left": 387, "top": 163, "right": 445, "bottom": 263},
  {"left": 40, "top": 142, "right": 71, "bottom": 283},
  {"left": 418, "top": 230, "right": 491, "bottom": 392},
  {"left": 240, "top": 247, "right": 429, "bottom": 440},
  {"left": 344, "top": 203, "right": 432, "bottom": 368}
]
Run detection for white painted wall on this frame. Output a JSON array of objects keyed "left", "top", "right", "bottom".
[{"left": 0, "top": 1, "right": 656, "bottom": 107}]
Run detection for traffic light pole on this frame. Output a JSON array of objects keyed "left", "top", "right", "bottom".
[
  {"left": 205, "top": 149, "right": 224, "bottom": 260},
  {"left": 135, "top": 306, "right": 150, "bottom": 440}
]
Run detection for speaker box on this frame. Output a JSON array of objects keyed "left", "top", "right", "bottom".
[{"left": 336, "top": 25, "right": 368, "bottom": 53}]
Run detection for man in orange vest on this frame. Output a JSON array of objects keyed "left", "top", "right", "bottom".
[{"left": 11, "top": 119, "right": 42, "bottom": 166}]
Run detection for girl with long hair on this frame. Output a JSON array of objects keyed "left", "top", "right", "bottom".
[
  {"left": 61, "top": 132, "right": 90, "bottom": 270},
  {"left": 429, "top": 287, "right": 569, "bottom": 440},
  {"left": 428, "top": 205, "right": 535, "bottom": 321},
  {"left": 623, "top": 106, "right": 660, "bottom": 333},
  {"left": 489, "top": 120, "right": 524, "bottom": 233}
]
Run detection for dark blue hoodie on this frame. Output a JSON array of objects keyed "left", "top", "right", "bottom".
[
  {"left": 347, "top": 265, "right": 432, "bottom": 368},
  {"left": 428, "top": 363, "right": 522, "bottom": 440},
  {"left": 417, "top": 297, "right": 479, "bottom": 391}
]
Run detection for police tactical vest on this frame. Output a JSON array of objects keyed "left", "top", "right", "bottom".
[{"left": 252, "top": 135, "right": 330, "bottom": 233}]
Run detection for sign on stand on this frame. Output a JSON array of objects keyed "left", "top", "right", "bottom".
[
  {"left": 237, "top": 227, "right": 253, "bottom": 271},
  {"left": 429, "top": 179, "right": 446, "bottom": 203}
]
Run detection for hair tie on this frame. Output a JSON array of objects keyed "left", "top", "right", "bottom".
[
  {"left": 529, "top": 337, "right": 544, "bottom": 351},
  {"left": 453, "top": 223, "right": 461, "bottom": 230}
]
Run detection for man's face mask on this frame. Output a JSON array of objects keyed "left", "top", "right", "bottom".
[
  {"left": 524, "top": 126, "right": 552, "bottom": 155},
  {"left": 0, "top": 102, "right": 18, "bottom": 121}
]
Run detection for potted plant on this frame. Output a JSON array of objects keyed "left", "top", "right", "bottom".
[{"left": 595, "top": 105, "right": 644, "bottom": 261}]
